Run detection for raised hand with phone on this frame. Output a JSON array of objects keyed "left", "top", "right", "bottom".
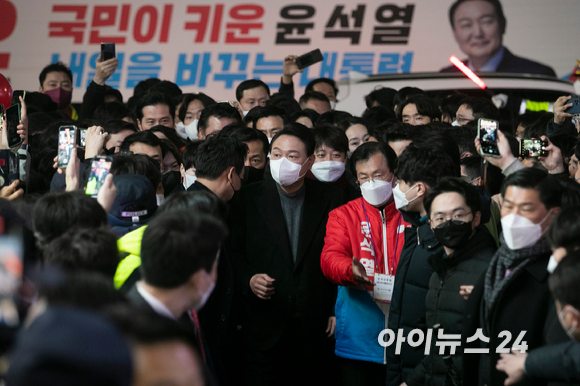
[
  {"left": 0, "top": 113, "right": 23, "bottom": 199},
  {"left": 84, "top": 125, "right": 108, "bottom": 159},
  {"left": 279, "top": 49, "right": 324, "bottom": 98},
  {"left": 282, "top": 55, "right": 303, "bottom": 86},
  {"left": 475, "top": 122, "right": 517, "bottom": 171},
  {"left": 94, "top": 43, "right": 119, "bottom": 86},
  {"left": 537, "top": 136, "right": 565, "bottom": 175},
  {"left": 553, "top": 95, "right": 575, "bottom": 125},
  {"left": 475, "top": 120, "right": 565, "bottom": 178}
]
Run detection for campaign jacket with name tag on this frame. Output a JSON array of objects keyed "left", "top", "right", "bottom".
[{"left": 321, "top": 197, "right": 410, "bottom": 364}]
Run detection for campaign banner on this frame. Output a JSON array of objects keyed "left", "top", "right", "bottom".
[{"left": 0, "top": 0, "right": 578, "bottom": 103}]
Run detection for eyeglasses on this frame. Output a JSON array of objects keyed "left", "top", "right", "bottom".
[
  {"left": 356, "top": 175, "right": 392, "bottom": 186},
  {"left": 430, "top": 212, "right": 472, "bottom": 227}
]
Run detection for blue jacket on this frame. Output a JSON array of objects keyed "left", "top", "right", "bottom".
[{"left": 335, "top": 285, "right": 386, "bottom": 364}]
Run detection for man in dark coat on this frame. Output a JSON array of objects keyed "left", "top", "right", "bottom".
[
  {"left": 125, "top": 210, "right": 228, "bottom": 384},
  {"left": 386, "top": 144, "right": 458, "bottom": 386},
  {"left": 187, "top": 134, "right": 248, "bottom": 386},
  {"left": 495, "top": 253, "right": 580, "bottom": 384},
  {"left": 463, "top": 168, "right": 569, "bottom": 386},
  {"left": 440, "top": 0, "right": 556, "bottom": 77},
  {"left": 230, "top": 123, "right": 342, "bottom": 386},
  {"left": 405, "top": 178, "right": 496, "bottom": 386}
]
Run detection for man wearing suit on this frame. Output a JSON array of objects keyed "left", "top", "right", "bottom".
[
  {"left": 230, "top": 123, "right": 343, "bottom": 386},
  {"left": 462, "top": 168, "right": 569, "bottom": 386},
  {"left": 125, "top": 210, "right": 227, "bottom": 376},
  {"left": 440, "top": 0, "right": 556, "bottom": 77},
  {"left": 187, "top": 134, "right": 247, "bottom": 200},
  {"left": 187, "top": 133, "right": 248, "bottom": 386}
]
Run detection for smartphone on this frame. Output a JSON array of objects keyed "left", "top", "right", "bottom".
[
  {"left": 85, "top": 155, "right": 113, "bottom": 197},
  {"left": 0, "top": 150, "right": 15, "bottom": 187},
  {"left": 5, "top": 104, "right": 22, "bottom": 148},
  {"left": 0, "top": 232, "right": 24, "bottom": 328},
  {"left": 520, "top": 139, "right": 548, "bottom": 158},
  {"left": 11, "top": 90, "right": 25, "bottom": 106},
  {"left": 57, "top": 125, "right": 77, "bottom": 168},
  {"left": 101, "top": 42, "right": 116, "bottom": 61},
  {"left": 565, "top": 98, "right": 580, "bottom": 114},
  {"left": 477, "top": 118, "right": 500, "bottom": 158},
  {"left": 295, "top": 49, "right": 324, "bottom": 70},
  {"left": 80, "top": 129, "right": 87, "bottom": 147}
]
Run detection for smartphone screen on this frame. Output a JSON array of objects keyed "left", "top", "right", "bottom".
[
  {"left": 0, "top": 230, "right": 24, "bottom": 328},
  {"left": 80, "top": 129, "right": 87, "bottom": 147},
  {"left": 85, "top": 156, "right": 112, "bottom": 197},
  {"left": 521, "top": 140, "right": 548, "bottom": 158},
  {"left": 0, "top": 151, "right": 8, "bottom": 187},
  {"left": 478, "top": 118, "right": 500, "bottom": 157},
  {"left": 8, "top": 151, "right": 18, "bottom": 185},
  {"left": 57, "top": 126, "right": 77, "bottom": 168},
  {"left": 101, "top": 42, "right": 116, "bottom": 61},
  {"left": 5, "top": 104, "right": 22, "bottom": 148},
  {"left": 296, "top": 49, "right": 323, "bottom": 70}
]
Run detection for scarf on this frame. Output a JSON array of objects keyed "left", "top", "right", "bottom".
[{"left": 484, "top": 235, "right": 551, "bottom": 313}]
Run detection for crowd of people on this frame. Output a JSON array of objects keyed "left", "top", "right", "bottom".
[{"left": 1, "top": 7, "right": 580, "bottom": 386}]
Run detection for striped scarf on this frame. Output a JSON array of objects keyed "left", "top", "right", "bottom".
[{"left": 484, "top": 235, "right": 551, "bottom": 313}]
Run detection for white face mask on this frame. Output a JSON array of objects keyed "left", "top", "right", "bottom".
[
  {"left": 156, "top": 194, "right": 165, "bottom": 206},
  {"left": 360, "top": 179, "right": 393, "bottom": 206},
  {"left": 267, "top": 137, "right": 273, "bottom": 144},
  {"left": 311, "top": 161, "right": 345, "bottom": 183},
  {"left": 175, "top": 122, "right": 188, "bottom": 139},
  {"left": 270, "top": 157, "right": 309, "bottom": 186},
  {"left": 242, "top": 110, "right": 249, "bottom": 117},
  {"left": 330, "top": 101, "right": 337, "bottom": 110},
  {"left": 452, "top": 119, "right": 461, "bottom": 127},
  {"left": 183, "top": 173, "right": 197, "bottom": 190},
  {"left": 176, "top": 120, "right": 199, "bottom": 140},
  {"left": 547, "top": 255, "right": 559, "bottom": 274},
  {"left": 392, "top": 183, "right": 419, "bottom": 211},
  {"left": 501, "top": 210, "right": 552, "bottom": 250}
]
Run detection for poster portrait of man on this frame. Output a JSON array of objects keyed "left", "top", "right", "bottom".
[{"left": 440, "top": 0, "right": 557, "bottom": 76}]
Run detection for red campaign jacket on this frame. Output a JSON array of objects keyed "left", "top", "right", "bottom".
[{"left": 321, "top": 197, "right": 410, "bottom": 287}]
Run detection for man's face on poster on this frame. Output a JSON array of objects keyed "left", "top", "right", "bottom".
[{"left": 452, "top": 0, "right": 504, "bottom": 62}]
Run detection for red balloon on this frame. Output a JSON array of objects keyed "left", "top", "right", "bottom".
[
  {"left": 0, "top": 1, "right": 18, "bottom": 41},
  {"left": 0, "top": 73, "right": 12, "bottom": 110}
]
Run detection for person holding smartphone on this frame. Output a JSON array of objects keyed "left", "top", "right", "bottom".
[
  {"left": 78, "top": 50, "right": 119, "bottom": 121},
  {"left": 279, "top": 53, "right": 339, "bottom": 109},
  {"left": 0, "top": 95, "right": 28, "bottom": 198}
]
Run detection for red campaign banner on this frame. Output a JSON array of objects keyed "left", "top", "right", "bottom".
[{"left": 0, "top": 0, "right": 578, "bottom": 104}]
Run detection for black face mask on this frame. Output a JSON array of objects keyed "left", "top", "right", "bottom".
[
  {"left": 433, "top": 220, "right": 473, "bottom": 249},
  {"left": 162, "top": 171, "right": 181, "bottom": 197},
  {"left": 242, "top": 166, "right": 264, "bottom": 186},
  {"left": 104, "top": 147, "right": 117, "bottom": 156}
]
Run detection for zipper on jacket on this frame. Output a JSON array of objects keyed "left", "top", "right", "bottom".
[
  {"left": 380, "top": 210, "right": 388, "bottom": 274},
  {"left": 380, "top": 209, "right": 388, "bottom": 365},
  {"left": 417, "top": 227, "right": 420, "bottom": 246}
]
